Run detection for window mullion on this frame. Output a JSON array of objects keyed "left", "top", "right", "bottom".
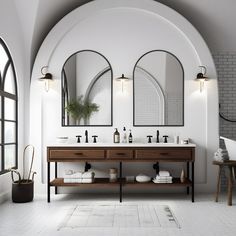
[
  {"left": 0, "top": 72, "right": 2, "bottom": 89},
  {"left": 1, "top": 95, "right": 4, "bottom": 171},
  {"left": 2, "top": 59, "right": 10, "bottom": 83}
]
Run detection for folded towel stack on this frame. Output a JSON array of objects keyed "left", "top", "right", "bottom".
[
  {"left": 63, "top": 171, "right": 95, "bottom": 183},
  {"left": 153, "top": 171, "right": 172, "bottom": 183},
  {"left": 214, "top": 148, "right": 229, "bottom": 162},
  {"left": 158, "top": 170, "right": 170, "bottom": 177}
]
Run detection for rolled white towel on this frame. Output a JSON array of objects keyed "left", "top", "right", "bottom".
[
  {"left": 64, "top": 178, "right": 82, "bottom": 183},
  {"left": 215, "top": 152, "right": 229, "bottom": 158},
  {"left": 63, "top": 172, "right": 83, "bottom": 179},
  {"left": 64, "top": 178, "right": 94, "bottom": 183},
  {"left": 82, "top": 171, "right": 95, "bottom": 179},
  {"left": 213, "top": 156, "right": 222, "bottom": 161},
  {"left": 217, "top": 148, "right": 228, "bottom": 153},
  {"left": 155, "top": 175, "right": 173, "bottom": 180},
  {"left": 218, "top": 152, "right": 228, "bottom": 155},
  {"left": 159, "top": 171, "right": 170, "bottom": 177},
  {"left": 216, "top": 150, "right": 228, "bottom": 156},
  {"left": 82, "top": 178, "right": 94, "bottom": 183},
  {"left": 213, "top": 155, "right": 228, "bottom": 161},
  {"left": 214, "top": 152, "right": 228, "bottom": 156},
  {"left": 153, "top": 179, "right": 172, "bottom": 183},
  {"left": 216, "top": 151, "right": 228, "bottom": 155},
  {"left": 214, "top": 153, "right": 228, "bottom": 158},
  {"left": 65, "top": 169, "right": 74, "bottom": 175}
]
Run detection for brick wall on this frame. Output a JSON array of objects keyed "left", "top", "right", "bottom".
[
  {"left": 213, "top": 52, "right": 236, "bottom": 190},
  {"left": 213, "top": 52, "right": 236, "bottom": 139}
]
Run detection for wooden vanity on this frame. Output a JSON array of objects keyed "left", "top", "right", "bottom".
[{"left": 47, "top": 144, "right": 195, "bottom": 202}]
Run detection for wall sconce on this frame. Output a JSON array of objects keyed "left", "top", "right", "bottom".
[
  {"left": 195, "top": 66, "right": 208, "bottom": 92},
  {"left": 116, "top": 74, "right": 129, "bottom": 92},
  {"left": 38, "top": 66, "right": 53, "bottom": 92}
]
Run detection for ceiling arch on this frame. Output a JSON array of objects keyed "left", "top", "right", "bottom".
[{"left": 12, "top": 0, "right": 236, "bottom": 70}]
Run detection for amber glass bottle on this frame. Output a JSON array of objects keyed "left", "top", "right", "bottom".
[{"left": 113, "top": 128, "right": 120, "bottom": 143}]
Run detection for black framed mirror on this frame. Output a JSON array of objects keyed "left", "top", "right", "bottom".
[
  {"left": 133, "top": 50, "right": 184, "bottom": 126},
  {"left": 61, "top": 50, "right": 113, "bottom": 126}
]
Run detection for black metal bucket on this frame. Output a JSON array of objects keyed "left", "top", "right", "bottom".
[{"left": 12, "top": 180, "right": 34, "bottom": 203}]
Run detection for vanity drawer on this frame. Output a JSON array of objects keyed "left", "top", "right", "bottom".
[
  {"left": 135, "top": 148, "right": 193, "bottom": 161},
  {"left": 48, "top": 149, "right": 105, "bottom": 161},
  {"left": 107, "top": 149, "right": 134, "bottom": 160}
]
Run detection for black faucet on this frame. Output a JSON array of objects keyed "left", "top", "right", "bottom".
[
  {"left": 147, "top": 135, "right": 153, "bottom": 143},
  {"left": 76, "top": 135, "right": 82, "bottom": 143},
  {"left": 156, "top": 130, "right": 159, "bottom": 143},
  {"left": 163, "top": 135, "right": 168, "bottom": 143},
  {"left": 85, "top": 130, "right": 88, "bottom": 143},
  {"left": 92, "top": 135, "right": 98, "bottom": 143}
]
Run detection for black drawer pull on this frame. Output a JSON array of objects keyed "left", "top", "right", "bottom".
[
  {"left": 160, "top": 153, "right": 168, "bottom": 155},
  {"left": 116, "top": 153, "right": 126, "bottom": 156},
  {"left": 75, "top": 152, "right": 84, "bottom": 156}
]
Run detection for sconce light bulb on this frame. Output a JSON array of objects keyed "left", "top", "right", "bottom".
[
  {"left": 116, "top": 74, "right": 129, "bottom": 93},
  {"left": 38, "top": 67, "right": 53, "bottom": 92},
  {"left": 196, "top": 66, "right": 208, "bottom": 92},
  {"left": 200, "top": 80, "right": 204, "bottom": 92},
  {"left": 45, "top": 80, "right": 50, "bottom": 92},
  {"left": 121, "top": 80, "right": 124, "bottom": 93}
]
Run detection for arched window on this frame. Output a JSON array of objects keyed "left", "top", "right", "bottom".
[{"left": 0, "top": 38, "right": 18, "bottom": 174}]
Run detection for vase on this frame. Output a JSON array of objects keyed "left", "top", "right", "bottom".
[{"left": 180, "top": 169, "right": 185, "bottom": 183}]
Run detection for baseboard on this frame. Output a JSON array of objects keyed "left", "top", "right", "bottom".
[{"left": 0, "top": 191, "right": 10, "bottom": 204}]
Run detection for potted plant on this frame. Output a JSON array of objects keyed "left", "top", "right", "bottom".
[
  {"left": 83, "top": 99, "right": 99, "bottom": 125},
  {"left": 66, "top": 95, "right": 99, "bottom": 125},
  {"left": 65, "top": 96, "right": 84, "bottom": 125}
]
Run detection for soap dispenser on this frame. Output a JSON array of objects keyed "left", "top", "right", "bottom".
[
  {"left": 113, "top": 128, "right": 120, "bottom": 143},
  {"left": 122, "top": 127, "right": 127, "bottom": 143}
]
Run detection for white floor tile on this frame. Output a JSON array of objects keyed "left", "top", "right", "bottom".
[{"left": 0, "top": 193, "right": 235, "bottom": 236}]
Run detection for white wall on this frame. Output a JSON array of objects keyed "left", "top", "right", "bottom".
[
  {"left": 30, "top": 0, "right": 218, "bottom": 194},
  {"left": 11, "top": 0, "right": 236, "bottom": 65},
  {"left": 0, "top": 0, "right": 26, "bottom": 202},
  {"left": 156, "top": 0, "right": 236, "bottom": 52}
]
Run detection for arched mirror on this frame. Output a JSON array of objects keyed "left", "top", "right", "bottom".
[
  {"left": 61, "top": 50, "right": 113, "bottom": 126},
  {"left": 133, "top": 50, "right": 184, "bottom": 126}
]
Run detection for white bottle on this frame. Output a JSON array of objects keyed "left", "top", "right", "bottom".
[
  {"left": 109, "top": 168, "right": 118, "bottom": 182},
  {"left": 180, "top": 169, "right": 185, "bottom": 183},
  {"left": 122, "top": 127, "right": 127, "bottom": 143},
  {"left": 174, "top": 135, "right": 179, "bottom": 144}
]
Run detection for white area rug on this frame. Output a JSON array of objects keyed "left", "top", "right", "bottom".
[{"left": 58, "top": 204, "right": 180, "bottom": 230}]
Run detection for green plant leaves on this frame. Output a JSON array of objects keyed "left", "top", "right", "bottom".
[{"left": 65, "top": 95, "right": 99, "bottom": 124}]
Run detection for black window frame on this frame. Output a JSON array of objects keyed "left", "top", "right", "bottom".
[{"left": 0, "top": 38, "right": 18, "bottom": 175}]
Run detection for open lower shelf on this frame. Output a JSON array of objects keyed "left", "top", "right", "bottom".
[
  {"left": 50, "top": 178, "right": 120, "bottom": 187},
  {"left": 50, "top": 178, "right": 192, "bottom": 187},
  {"left": 124, "top": 178, "right": 192, "bottom": 186}
]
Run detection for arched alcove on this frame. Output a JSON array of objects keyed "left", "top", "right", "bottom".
[{"left": 30, "top": 0, "right": 218, "bottom": 193}]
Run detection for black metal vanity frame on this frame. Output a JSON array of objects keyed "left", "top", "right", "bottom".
[{"left": 47, "top": 146, "right": 195, "bottom": 203}]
